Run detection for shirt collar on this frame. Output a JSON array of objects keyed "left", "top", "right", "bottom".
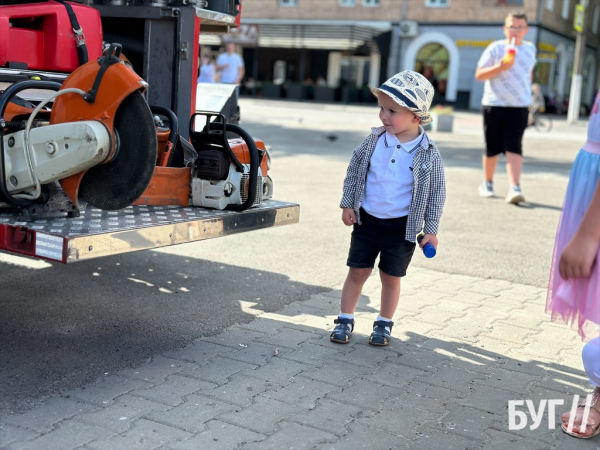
[
  {"left": 383, "top": 130, "right": 424, "bottom": 154},
  {"left": 371, "top": 125, "right": 432, "bottom": 155}
]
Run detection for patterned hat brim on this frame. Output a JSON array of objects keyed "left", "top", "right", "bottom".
[{"left": 370, "top": 87, "right": 433, "bottom": 126}]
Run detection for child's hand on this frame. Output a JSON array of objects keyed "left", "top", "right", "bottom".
[
  {"left": 559, "top": 233, "right": 600, "bottom": 279},
  {"left": 342, "top": 208, "right": 356, "bottom": 226},
  {"left": 419, "top": 233, "right": 438, "bottom": 250},
  {"left": 499, "top": 58, "right": 515, "bottom": 72}
]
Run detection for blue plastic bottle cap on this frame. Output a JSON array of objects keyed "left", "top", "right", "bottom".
[{"left": 423, "top": 244, "right": 436, "bottom": 258}]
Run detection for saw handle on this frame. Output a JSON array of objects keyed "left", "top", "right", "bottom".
[
  {"left": 224, "top": 123, "right": 259, "bottom": 212},
  {"left": 0, "top": 80, "right": 62, "bottom": 208},
  {"left": 0, "top": 80, "right": 62, "bottom": 120},
  {"left": 189, "top": 112, "right": 244, "bottom": 173},
  {"left": 150, "top": 105, "right": 178, "bottom": 167}
]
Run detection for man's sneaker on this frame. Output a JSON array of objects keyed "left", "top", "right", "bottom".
[
  {"left": 478, "top": 181, "right": 495, "bottom": 198},
  {"left": 506, "top": 185, "right": 525, "bottom": 204}
]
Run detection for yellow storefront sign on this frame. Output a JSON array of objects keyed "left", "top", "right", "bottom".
[
  {"left": 537, "top": 52, "right": 557, "bottom": 60},
  {"left": 456, "top": 40, "right": 493, "bottom": 48},
  {"left": 538, "top": 42, "right": 556, "bottom": 53}
]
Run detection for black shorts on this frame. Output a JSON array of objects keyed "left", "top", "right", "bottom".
[
  {"left": 483, "top": 106, "right": 529, "bottom": 157},
  {"left": 346, "top": 209, "right": 416, "bottom": 277}
]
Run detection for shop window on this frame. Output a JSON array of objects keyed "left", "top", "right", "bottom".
[
  {"left": 362, "top": 0, "right": 379, "bottom": 6},
  {"left": 340, "top": 0, "right": 356, "bottom": 5},
  {"left": 340, "top": 56, "right": 370, "bottom": 88},
  {"left": 534, "top": 61, "right": 552, "bottom": 86},
  {"left": 482, "top": 0, "right": 522, "bottom": 5},
  {"left": 279, "top": 0, "right": 297, "bottom": 6},
  {"left": 545, "top": 0, "right": 554, "bottom": 11},
  {"left": 561, "top": 0, "right": 569, "bottom": 19},
  {"left": 425, "top": 0, "right": 449, "bottom": 6}
]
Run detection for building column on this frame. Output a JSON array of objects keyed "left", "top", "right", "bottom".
[
  {"left": 327, "top": 52, "right": 342, "bottom": 88},
  {"left": 369, "top": 52, "right": 381, "bottom": 87}
]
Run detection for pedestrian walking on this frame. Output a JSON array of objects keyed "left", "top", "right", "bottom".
[
  {"left": 528, "top": 82, "right": 545, "bottom": 126},
  {"left": 331, "top": 70, "right": 446, "bottom": 347},
  {"left": 197, "top": 54, "right": 216, "bottom": 83},
  {"left": 475, "top": 11, "right": 536, "bottom": 204},
  {"left": 546, "top": 90, "right": 600, "bottom": 440},
  {"left": 216, "top": 42, "right": 245, "bottom": 93}
]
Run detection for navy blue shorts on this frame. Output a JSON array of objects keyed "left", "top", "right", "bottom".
[{"left": 346, "top": 209, "right": 416, "bottom": 277}]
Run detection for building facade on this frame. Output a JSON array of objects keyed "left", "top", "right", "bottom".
[{"left": 202, "top": 0, "right": 600, "bottom": 110}]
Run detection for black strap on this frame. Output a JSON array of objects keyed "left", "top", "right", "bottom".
[
  {"left": 83, "top": 43, "right": 122, "bottom": 103},
  {"left": 54, "top": 0, "right": 88, "bottom": 66}
]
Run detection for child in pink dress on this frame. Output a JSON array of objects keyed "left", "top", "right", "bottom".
[{"left": 546, "top": 90, "right": 600, "bottom": 439}]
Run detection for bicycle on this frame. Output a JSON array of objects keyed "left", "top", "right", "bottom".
[{"left": 530, "top": 110, "right": 553, "bottom": 132}]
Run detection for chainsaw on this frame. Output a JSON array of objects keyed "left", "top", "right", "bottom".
[{"left": 188, "top": 112, "right": 273, "bottom": 211}]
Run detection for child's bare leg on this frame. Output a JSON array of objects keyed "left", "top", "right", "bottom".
[
  {"left": 379, "top": 271, "right": 401, "bottom": 319},
  {"left": 340, "top": 267, "right": 372, "bottom": 314}
]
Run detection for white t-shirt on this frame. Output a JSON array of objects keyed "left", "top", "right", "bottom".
[
  {"left": 362, "top": 131, "right": 422, "bottom": 219},
  {"left": 216, "top": 52, "right": 244, "bottom": 84},
  {"left": 478, "top": 39, "right": 537, "bottom": 107}
]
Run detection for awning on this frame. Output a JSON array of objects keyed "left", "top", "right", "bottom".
[{"left": 200, "top": 19, "right": 392, "bottom": 50}]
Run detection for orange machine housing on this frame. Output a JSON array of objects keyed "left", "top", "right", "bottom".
[
  {"left": 133, "top": 137, "right": 269, "bottom": 207},
  {"left": 229, "top": 138, "right": 268, "bottom": 177},
  {"left": 50, "top": 59, "right": 149, "bottom": 207}
]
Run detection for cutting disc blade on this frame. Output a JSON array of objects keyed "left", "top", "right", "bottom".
[{"left": 79, "top": 91, "right": 157, "bottom": 210}]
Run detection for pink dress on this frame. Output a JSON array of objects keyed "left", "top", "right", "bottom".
[{"left": 546, "top": 91, "right": 600, "bottom": 342}]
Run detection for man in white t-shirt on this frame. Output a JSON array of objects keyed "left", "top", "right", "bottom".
[
  {"left": 475, "top": 12, "right": 536, "bottom": 204},
  {"left": 216, "top": 43, "right": 245, "bottom": 86}
]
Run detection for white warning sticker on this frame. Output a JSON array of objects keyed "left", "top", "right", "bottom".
[{"left": 35, "top": 232, "right": 63, "bottom": 261}]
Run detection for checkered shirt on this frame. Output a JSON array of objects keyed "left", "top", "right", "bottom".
[{"left": 340, "top": 126, "right": 446, "bottom": 242}]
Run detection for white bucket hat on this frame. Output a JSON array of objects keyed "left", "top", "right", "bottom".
[{"left": 371, "top": 70, "right": 435, "bottom": 126}]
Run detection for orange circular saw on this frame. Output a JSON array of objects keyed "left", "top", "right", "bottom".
[{"left": 49, "top": 44, "right": 158, "bottom": 210}]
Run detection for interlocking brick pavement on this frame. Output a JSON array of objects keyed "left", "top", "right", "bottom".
[{"left": 1, "top": 267, "right": 599, "bottom": 450}]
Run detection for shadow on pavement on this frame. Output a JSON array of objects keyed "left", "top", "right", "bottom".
[
  {"left": 198, "top": 313, "right": 593, "bottom": 449},
  {"left": 516, "top": 201, "right": 564, "bottom": 212},
  {"left": 0, "top": 252, "right": 328, "bottom": 416}
]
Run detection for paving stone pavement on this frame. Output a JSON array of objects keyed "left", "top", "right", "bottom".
[{"left": 1, "top": 267, "right": 600, "bottom": 450}]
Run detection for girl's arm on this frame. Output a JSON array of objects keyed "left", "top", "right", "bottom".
[{"left": 559, "top": 179, "right": 600, "bottom": 279}]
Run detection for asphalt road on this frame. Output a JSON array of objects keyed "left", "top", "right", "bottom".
[{"left": 0, "top": 99, "right": 588, "bottom": 417}]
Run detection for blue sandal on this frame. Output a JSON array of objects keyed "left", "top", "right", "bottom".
[
  {"left": 369, "top": 320, "right": 393, "bottom": 346},
  {"left": 330, "top": 317, "right": 354, "bottom": 344}
]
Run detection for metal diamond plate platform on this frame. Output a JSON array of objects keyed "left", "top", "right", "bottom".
[{"left": 0, "top": 200, "right": 299, "bottom": 263}]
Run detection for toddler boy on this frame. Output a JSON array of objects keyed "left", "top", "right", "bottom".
[{"left": 331, "top": 70, "right": 446, "bottom": 346}]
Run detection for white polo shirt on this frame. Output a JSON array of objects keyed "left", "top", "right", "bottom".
[{"left": 361, "top": 130, "right": 423, "bottom": 219}]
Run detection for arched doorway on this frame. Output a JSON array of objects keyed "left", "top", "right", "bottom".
[
  {"left": 414, "top": 43, "right": 449, "bottom": 103},
  {"left": 403, "top": 32, "right": 460, "bottom": 102}
]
